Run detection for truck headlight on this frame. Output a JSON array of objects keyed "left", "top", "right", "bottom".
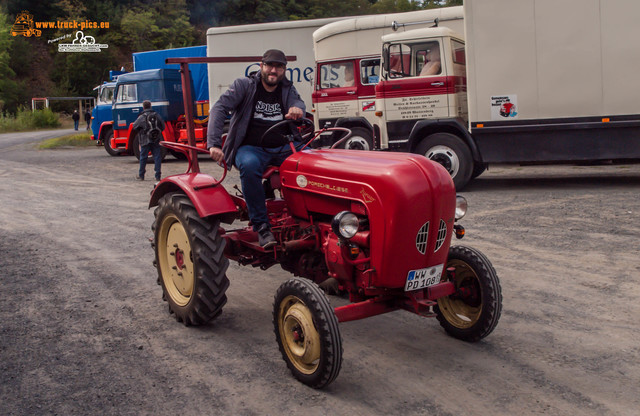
[
  {"left": 455, "top": 195, "right": 467, "bottom": 220},
  {"left": 332, "top": 211, "right": 359, "bottom": 239}
]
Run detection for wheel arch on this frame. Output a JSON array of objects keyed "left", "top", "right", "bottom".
[
  {"left": 334, "top": 117, "right": 374, "bottom": 137},
  {"left": 98, "top": 121, "right": 113, "bottom": 141},
  {"left": 409, "top": 119, "right": 482, "bottom": 164},
  {"left": 150, "top": 175, "right": 237, "bottom": 224}
]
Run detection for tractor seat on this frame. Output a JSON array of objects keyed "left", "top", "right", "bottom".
[{"left": 262, "top": 165, "right": 281, "bottom": 194}]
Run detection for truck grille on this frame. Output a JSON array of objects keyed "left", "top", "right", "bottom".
[
  {"left": 434, "top": 220, "right": 447, "bottom": 252},
  {"left": 416, "top": 222, "right": 429, "bottom": 254}
]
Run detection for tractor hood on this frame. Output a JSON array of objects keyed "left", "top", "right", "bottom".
[{"left": 279, "top": 149, "right": 457, "bottom": 289}]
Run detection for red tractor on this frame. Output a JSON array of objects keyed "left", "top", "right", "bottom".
[{"left": 149, "top": 58, "right": 502, "bottom": 389}]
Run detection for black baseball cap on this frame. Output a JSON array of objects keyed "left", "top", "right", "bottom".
[{"left": 262, "top": 49, "right": 287, "bottom": 65}]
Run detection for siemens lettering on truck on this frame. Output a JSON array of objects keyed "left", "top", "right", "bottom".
[
  {"left": 311, "top": 7, "right": 463, "bottom": 149},
  {"left": 371, "top": 0, "right": 640, "bottom": 189}
]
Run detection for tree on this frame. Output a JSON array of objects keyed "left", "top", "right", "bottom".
[{"left": 0, "top": 12, "right": 20, "bottom": 113}]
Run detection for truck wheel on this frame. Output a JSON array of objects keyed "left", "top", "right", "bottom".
[
  {"left": 416, "top": 133, "right": 472, "bottom": 189},
  {"left": 435, "top": 245, "right": 502, "bottom": 342},
  {"left": 273, "top": 278, "right": 343, "bottom": 389},
  {"left": 471, "top": 162, "right": 486, "bottom": 180},
  {"left": 153, "top": 193, "right": 230, "bottom": 326},
  {"left": 133, "top": 134, "right": 167, "bottom": 161},
  {"left": 103, "top": 127, "right": 119, "bottom": 156},
  {"left": 340, "top": 127, "right": 373, "bottom": 151}
]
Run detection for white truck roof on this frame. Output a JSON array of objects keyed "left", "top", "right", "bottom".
[
  {"left": 313, "top": 7, "right": 464, "bottom": 61},
  {"left": 381, "top": 26, "right": 463, "bottom": 43}
]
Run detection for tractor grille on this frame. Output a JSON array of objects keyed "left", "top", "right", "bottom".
[
  {"left": 434, "top": 220, "right": 447, "bottom": 252},
  {"left": 416, "top": 222, "right": 429, "bottom": 254}
]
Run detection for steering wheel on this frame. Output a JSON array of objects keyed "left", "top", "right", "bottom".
[
  {"left": 258, "top": 118, "right": 315, "bottom": 151},
  {"left": 159, "top": 141, "right": 227, "bottom": 185}
]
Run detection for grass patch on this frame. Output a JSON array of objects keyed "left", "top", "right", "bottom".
[
  {"left": 39, "top": 132, "right": 94, "bottom": 149},
  {"left": 0, "top": 108, "right": 61, "bottom": 133}
]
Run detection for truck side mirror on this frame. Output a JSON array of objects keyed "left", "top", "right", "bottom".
[{"left": 382, "top": 46, "right": 390, "bottom": 77}]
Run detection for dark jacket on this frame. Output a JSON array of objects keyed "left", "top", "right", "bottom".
[
  {"left": 132, "top": 109, "right": 165, "bottom": 147},
  {"left": 72, "top": 111, "right": 79, "bottom": 121},
  {"left": 84, "top": 111, "right": 91, "bottom": 122},
  {"left": 206, "top": 72, "right": 305, "bottom": 168}
]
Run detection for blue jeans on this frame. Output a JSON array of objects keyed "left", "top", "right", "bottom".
[
  {"left": 74, "top": 120, "right": 79, "bottom": 130},
  {"left": 235, "top": 144, "right": 299, "bottom": 230},
  {"left": 138, "top": 142, "right": 163, "bottom": 179}
]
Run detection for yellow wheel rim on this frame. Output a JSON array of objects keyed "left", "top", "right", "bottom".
[
  {"left": 157, "top": 213, "right": 194, "bottom": 307},
  {"left": 437, "top": 259, "right": 482, "bottom": 329},
  {"left": 278, "top": 295, "right": 321, "bottom": 375}
]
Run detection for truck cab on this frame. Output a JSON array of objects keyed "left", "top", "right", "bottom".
[
  {"left": 377, "top": 27, "right": 468, "bottom": 151},
  {"left": 110, "top": 69, "right": 189, "bottom": 155},
  {"left": 91, "top": 82, "right": 116, "bottom": 145},
  {"left": 312, "top": 57, "right": 380, "bottom": 149}
]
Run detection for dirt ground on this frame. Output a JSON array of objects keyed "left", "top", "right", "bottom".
[{"left": 1, "top": 130, "right": 639, "bottom": 415}]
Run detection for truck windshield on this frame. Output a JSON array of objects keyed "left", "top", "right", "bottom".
[
  {"left": 98, "top": 86, "right": 114, "bottom": 105},
  {"left": 388, "top": 41, "right": 441, "bottom": 78}
]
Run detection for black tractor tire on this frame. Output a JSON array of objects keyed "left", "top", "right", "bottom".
[
  {"left": 415, "top": 133, "right": 473, "bottom": 190},
  {"left": 435, "top": 245, "right": 502, "bottom": 342},
  {"left": 103, "top": 127, "right": 119, "bottom": 156},
  {"left": 273, "top": 278, "right": 343, "bottom": 389},
  {"left": 153, "top": 192, "right": 230, "bottom": 326},
  {"left": 133, "top": 134, "right": 167, "bottom": 161},
  {"left": 340, "top": 126, "right": 374, "bottom": 151}
]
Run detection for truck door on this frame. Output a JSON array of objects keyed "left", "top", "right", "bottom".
[
  {"left": 112, "top": 83, "right": 139, "bottom": 132},
  {"left": 313, "top": 61, "right": 358, "bottom": 129},
  {"left": 357, "top": 57, "right": 381, "bottom": 124},
  {"left": 378, "top": 40, "right": 450, "bottom": 145}
]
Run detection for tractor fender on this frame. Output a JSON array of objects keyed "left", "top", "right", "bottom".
[
  {"left": 408, "top": 118, "right": 483, "bottom": 164},
  {"left": 149, "top": 173, "right": 238, "bottom": 223}
]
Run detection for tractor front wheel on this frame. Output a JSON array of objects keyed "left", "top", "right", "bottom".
[
  {"left": 153, "top": 192, "right": 230, "bottom": 325},
  {"left": 273, "top": 278, "right": 343, "bottom": 389},
  {"left": 435, "top": 245, "right": 502, "bottom": 342}
]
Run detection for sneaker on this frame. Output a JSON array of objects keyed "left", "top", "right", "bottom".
[
  {"left": 135, "top": 175, "right": 144, "bottom": 181},
  {"left": 155, "top": 176, "right": 161, "bottom": 181},
  {"left": 257, "top": 223, "right": 276, "bottom": 248}
]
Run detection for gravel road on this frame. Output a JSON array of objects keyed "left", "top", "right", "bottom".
[{"left": 1, "top": 130, "right": 639, "bottom": 415}]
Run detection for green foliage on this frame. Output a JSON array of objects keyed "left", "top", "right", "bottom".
[
  {"left": 38, "top": 132, "right": 93, "bottom": 149},
  {"left": 0, "top": 107, "right": 61, "bottom": 133}
]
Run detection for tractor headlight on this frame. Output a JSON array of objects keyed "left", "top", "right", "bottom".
[
  {"left": 455, "top": 195, "right": 467, "bottom": 220},
  {"left": 332, "top": 211, "right": 359, "bottom": 239}
]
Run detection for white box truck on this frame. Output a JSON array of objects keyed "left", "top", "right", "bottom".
[
  {"left": 311, "top": 7, "right": 463, "bottom": 149},
  {"left": 374, "top": 0, "right": 640, "bottom": 189},
  {"left": 206, "top": 17, "right": 351, "bottom": 108}
]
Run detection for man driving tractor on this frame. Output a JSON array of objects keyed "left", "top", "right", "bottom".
[{"left": 207, "top": 49, "right": 305, "bottom": 248}]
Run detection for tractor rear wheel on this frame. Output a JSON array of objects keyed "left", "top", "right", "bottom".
[
  {"left": 273, "top": 278, "right": 343, "bottom": 389},
  {"left": 435, "top": 245, "right": 502, "bottom": 342},
  {"left": 153, "top": 192, "right": 229, "bottom": 325}
]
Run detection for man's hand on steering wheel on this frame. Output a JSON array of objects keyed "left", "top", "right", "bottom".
[{"left": 285, "top": 106, "right": 303, "bottom": 120}]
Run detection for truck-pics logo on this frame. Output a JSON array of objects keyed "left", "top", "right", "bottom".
[
  {"left": 491, "top": 95, "right": 518, "bottom": 120},
  {"left": 11, "top": 11, "right": 41, "bottom": 37}
]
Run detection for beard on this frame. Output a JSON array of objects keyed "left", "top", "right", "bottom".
[{"left": 261, "top": 68, "right": 285, "bottom": 87}]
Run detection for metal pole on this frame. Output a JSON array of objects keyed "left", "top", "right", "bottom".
[{"left": 179, "top": 61, "right": 199, "bottom": 172}]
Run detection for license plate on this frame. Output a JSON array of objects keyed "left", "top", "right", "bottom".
[{"left": 404, "top": 264, "right": 444, "bottom": 291}]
